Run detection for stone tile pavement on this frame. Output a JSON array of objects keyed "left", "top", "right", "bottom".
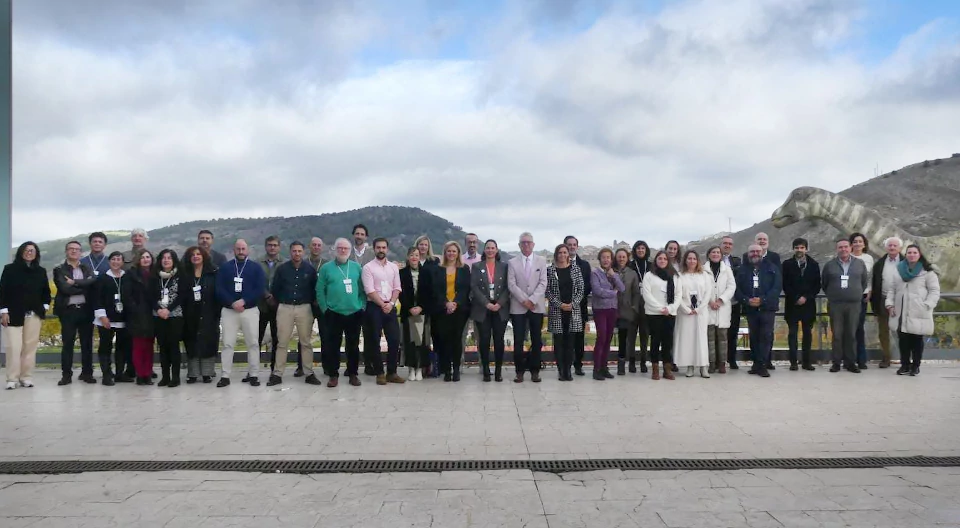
[
  {"left": 0, "top": 365, "right": 957, "bottom": 461},
  {"left": 1, "top": 467, "right": 959, "bottom": 527}
]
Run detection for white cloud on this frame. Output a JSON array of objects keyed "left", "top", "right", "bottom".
[{"left": 11, "top": 0, "right": 960, "bottom": 254}]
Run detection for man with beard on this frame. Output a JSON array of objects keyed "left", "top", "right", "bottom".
[
  {"left": 782, "top": 238, "right": 820, "bottom": 371},
  {"left": 197, "top": 230, "right": 228, "bottom": 268},
  {"left": 266, "top": 241, "right": 321, "bottom": 386},
  {"left": 735, "top": 244, "right": 781, "bottom": 378},
  {"left": 121, "top": 228, "right": 148, "bottom": 265},
  {"left": 742, "top": 232, "right": 781, "bottom": 267},
  {"left": 361, "top": 238, "right": 405, "bottom": 385},
  {"left": 215, "top": 239, "right": 267, "bottom": 387},
  {"left": 317, "top": 238, "right": 366, "bottom": 388},
  {"left": 564, "top": 235, "right": 592, "bottom": 376},
  {"left": 349, "top": 224, "right": 377, "bottom": 375}
]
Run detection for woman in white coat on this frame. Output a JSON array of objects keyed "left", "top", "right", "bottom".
[
  {"left": 704, "top": 246, "right": 736, "bottom": 374},
  {"left": 674, "top": 250, "right": 712, "bottom": 378},
  {"left": 642, "top": 251, "right": 683, "bottom": 380},
  {"left": 885, "top": 244, "right": 940, "bottom": 377}
]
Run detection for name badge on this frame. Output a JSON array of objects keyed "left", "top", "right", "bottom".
[
  {"left": 234, "top": 277, "right": 243, "bottom": 293},
  {"left": 380, "top": 280, "right": 390, "bottom": 299},
  {"left": 193, "top": 285, "right": 202, "bottom": 301},
  {"left": 488, "top": 282, "right": 496, "bottom": 300},
  {"left": 115, "top": 302, "right": 124, "bottom": 313},
  {"left": 343, "top": 278, "right": 353, "bottom": 294},
  {"left": 752, "top": 276, "right": 759, "bottom": 288},
  {"left": 840, "top": 274, "right": 849, "bottom": 289},
  {"left": 161, "top": 288, "right": 170, "bottom": 306},
  {"left": 94, "top": 271, "right": 99, "bottom": 276}
]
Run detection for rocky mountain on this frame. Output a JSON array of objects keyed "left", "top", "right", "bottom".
[
  {"left": 688, "top": 154, "right": 960, "bottom": 263},
  {"left": 30, "top": 206, "right": 467, "bottom": 263}
]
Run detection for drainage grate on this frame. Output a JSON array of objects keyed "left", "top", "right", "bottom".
[{"left": 1, "top": 456, "right": 958, "bottom": 475}]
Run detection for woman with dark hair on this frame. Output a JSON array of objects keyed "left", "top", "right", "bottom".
[
  {"left": 629, "top": 240, "right": 651, "bottom": 372},
  {"left": 152, "top": 249, "right": 187, "bottom": 387},
  {"left": 886, "top": 244, "right": 940, "bottom": 376},
  {"left": 400, "top": 246, "right": 430, "bottom": 381},
  {"left": 590, "top": 247, "right": 624, "bottom": 380},
  {"left": 547, "top": 243, "right": 583, "bottom": 381},
  {"left": 704, "top": 246, "right": 736, "bottom": 374},
  {"left": 665, "top": 240, "right": 682, "bottom": 274},
  {"left": 0, "top": 242, "right": 51, "bottom": 389},
  {"left": 93, "top": 252, "right": 132, "bottom": 385},
  {"left": 435, "top": 241, "right": 471, "bottom": 382},
  {"left": 182, "top": 246, "right": 219, "bottom": 384},
  {"left": 674, "top": 250, "right": 712, "bottom": 378},
  {"left": 126, "top": 249, "right": 156, "bottom": 385},
  {"left": 850, "top": 232, "right": 874, "bottom": 369},
  {"left": 615, "top": 248, "right": 642, "bottom": 375},
  {"left": 642, "top": 250, "right": 682, "bottom": 380},
  {"left": 471, "top": 240, "right": 510, "bottom": 382}
]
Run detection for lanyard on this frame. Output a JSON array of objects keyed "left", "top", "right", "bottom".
[
  {"left": 336, "top": 262, "right": 350, "bottom": 279},
  {"left": 160, "top": 276, "right": 171, "bottom": 293},
  {"left": 235, "top": 259, "right": 248, "bottom": 278},
  {"left": 112, "top": 274, "right": 122, "bottom": 298},
  {"left": 89, "top": 253, "right": 105, "bottom": 271}
]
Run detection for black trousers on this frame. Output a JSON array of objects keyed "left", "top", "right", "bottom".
[
  {"left": 435, "top": 311, "right": 468, "bottom": 374},
  {"left": 155, "top": 317, "right": 184, "bottom": 379},
  {"left": 400, "top": 315, "right": 430, "bottom": 369},
  {"left": 97, "top": 326, "right": 131, "bottom": 377},
  {"left": 364, "top": 302, "right": 401, "bottom": 375},
  {"left": 60, "top": 306, "right": 94, "bottom": 378},
  {"left": 747, "top": 311, "right": 776, "bottom": 365},
  {"left": 573, "top": 300, "right": 588, "bottom": 369},
  {"left": 898, "top": 331, "right": 924, "bottom": 367},
  {"left": 648, "top": 315, "right": 675, "bottom": 364},
  {"left": 322, "top": 310, "right": 362, "bottom": 378},
  {"left": 361, "top": 315, "right": 376, "bottom": 372},
  {"left": 787, "top": 316, "right": 814, "bottom": 365},
  {"left": 728, "top": 302, "right": 742, "bottom": 365},
  {"left": 512, "top": 311, "right": 544, "bottom": 374},
  {"left": 553, "top": 328, "right": 575, "bottom": 379},
  {"left": 477, "top": 312, "right": 507, "bottom": 372}
]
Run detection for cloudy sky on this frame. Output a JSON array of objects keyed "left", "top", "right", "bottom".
[{"left": 12, "top": 0, "right": 960, "bottom": 249}]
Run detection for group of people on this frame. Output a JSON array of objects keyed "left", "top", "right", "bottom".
[{"left": 0, "top": 224, "right": 941, "bottom": 390}]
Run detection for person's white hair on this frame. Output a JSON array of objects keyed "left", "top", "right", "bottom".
[
  {"left": 884, "top": 236, "right": 903, "bottom": 248},
  {"left": 754, "top": 232, "right": 768, "bottom": 241},
  {"left": 131, "top": 228, "right": 149, "bottom": 239},
  {"left": 518, "top": 232, "right": 534, "bottom": 242}
]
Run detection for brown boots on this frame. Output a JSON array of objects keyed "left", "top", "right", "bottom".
[
  {"left": 662, "top": 362, "right": 675, "bottom": 380},
  {"left": 651, "top": 362, "right": 660, "bottom": 380}
]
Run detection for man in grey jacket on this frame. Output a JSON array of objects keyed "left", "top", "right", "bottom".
[{"left": 821, "top": 238, "right": 868, "bottom": 373}]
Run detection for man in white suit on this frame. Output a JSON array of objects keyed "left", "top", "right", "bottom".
[{"left": 507, "top": 232, "right": 549, "bottom": 383}]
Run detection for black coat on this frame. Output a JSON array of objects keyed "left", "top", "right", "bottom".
[
  {"left": 399, "top": 264, "right": 431, "bottom": 321},
  {"left": 782, "top": 256, "right": 821, "bottom": 321},
  {"left": 0, "top": 262, "right": 51, "bottom": 326},
  {"left": 123, "top": 269, "right": 155, "bottom": 338},
  {"left": 419, "top": 258, "right": 444, "bottom": 316},
  {"left": 52, "top": 261, "right": 96, "bottom": 317},
  {"left": 870, "top": 255, "right": 902, "bottom": 314},
  {"left": 182, "top": 267, "right": 220, "bottom": 359},
  {"left": 574, "top": 256, "right": 592, "bottom": 321},
  {"left": 93, "top": 271, "right": 126, "bottom": 324}
]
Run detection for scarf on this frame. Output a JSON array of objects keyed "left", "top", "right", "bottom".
[
  {"left": 654, "top": 267, "right": 675, "bottom": 305},
  {"left": 709, "top": 261, "right": 721, "bottom": 280},
  {"left": 897, "top": 260, "right": 923, "bottom": 282},
  {"left": 159, "top": 269, "right": 177, "bottom": 280}
]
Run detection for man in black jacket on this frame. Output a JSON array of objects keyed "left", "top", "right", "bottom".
[
  {"left": 565, "top": 236, "right": 592, "bottom": 376},
  {"left": 782, "top": 238, "right": 821, "bottom": 371},
  {"left": 721, "top": 236, "right": 743, "bottom": 369},
  {"left": 53, "top": 241, "right": 98, "bottom": 385}
]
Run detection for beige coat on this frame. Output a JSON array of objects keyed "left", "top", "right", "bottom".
[
  {"left": 885, "top": 268, "right": 940, "bottom": 336},
  {"left": 705, "top": 263, "right": 737, "bottom": 328}
]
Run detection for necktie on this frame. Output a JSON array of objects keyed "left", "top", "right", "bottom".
[{"left": 524, "top": 257, "right": 531, "bottom": 279}]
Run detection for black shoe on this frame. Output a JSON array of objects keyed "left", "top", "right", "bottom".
[
  {"left": 766, "top": 363, "right": 776, "bottom": 370},
  {"left": 858, "top": 362, "right": 868, "bottom": 370},
  {"left": 158, "top": 378, "right": 170, "bottom": 387},
  {"left": 897, "top": 365, "right": 910, "bottom": 375},
  {"left": 452, "top": 370, "right": 461, "bottom": 382},
  {"left": 639, "top": 362, "right": 647, "bottom": 374},
  {"left": 729, "top": 363, "right": 739, "bottom": 370},
  {"left": 617, "top": 361, "right": 625, "bottom": 376},
  {"left": 495, "top": 371, "right": 503, "bottom": 383},
  {"left": 603, "top": 369, "right": 614, "bottom": 379},
  {"left": 830, "top": 364, "right": 841, "bottom": 373},
  {"left": 217, "top": 378, "right": 231, "bottom": 387},
  {"left": 846, "top": 366, "right": 861, "bottom": 374},
  {"left": 593, "top": 372, "right": 606, "bottom": 380},
  {"left": 123, "top": 369, "right": 136, "bottom": 379},
  {"left": 266, "top": 375, "right": 282, "bottom": 387},
  {"left": 671, "top": 363, "right": 679, "bottom": 372},
  {"left": 531, "top": 373, "right": 541, "bottom": 383},
  {"left": 241, "top": 375, "right": 251, "bottom": 383},
  {"left": 78, "top": 373, "right": 96, "bottom": 384},
  {"left": 628, "top": 360, "right": 637, "bottom": 374},
  {"left": 151, "top": 372, "right": 158, "bottom": 379},
  {"left": 759, "top": 368, "right": 771, "bottom": 378},
  {"left": 168, "top": 379, "right": 180, "bottom": 388},
  {"left": 187, "top": 377, "right": 198, "bottom": 384},
  {"left": 305, "top": 374, "right": 322, "bottom": 385},
  {"left": 102, "top": 376, "right": 115, "bottom": 386},
  {"left": 802, "top": 364, "right": 816, "bottom": 371},
  {"left": 248, "top": 377, "right": 261, "bottom": 387},
  {"left": 293, "top": 368, "right": 305, "bottom": 378},
  {"left": 444, "top": 373, "right": 452, "bottom": 382},
  {"left": 574, "top": 368, "right": 585, "bottom": 376},
  {"left": 202, "top": 376, "right": 213, "bottom": 383},
  {"left": 909, "top": 366, "right": 920, "bottom": 376},
  {"left": 483, "top": 373, "right": 491, "bottom": 382},
  {"left": 748, "top": 365, "right": 759, "bottom": 375},
  {"left": 789, "top": 364, "right": 798, "bottom": 371},
  {"left": 136, "top": 377, "right": 148, "bottom": 386},
  {"left": 58, "top": 376, "right": 72, "bottom": 386},
  {"left": 115, "top": 374, "right": 134, "bottom": 383},
  {"left": 364, "top": 366, "right": 375, "bottom": 376}
]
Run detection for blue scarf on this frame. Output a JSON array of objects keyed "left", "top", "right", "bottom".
[{"left": 897, "top": 260, "right": 923, "bottom": 282}]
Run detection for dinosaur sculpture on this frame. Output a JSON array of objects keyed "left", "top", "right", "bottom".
[{"left": 771, "top": 187, "right": 959, "bottom": 292}]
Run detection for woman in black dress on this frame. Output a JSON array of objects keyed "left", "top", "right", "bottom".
[{"left": 182, "top": 246, "right": 220, "bottom": 384}]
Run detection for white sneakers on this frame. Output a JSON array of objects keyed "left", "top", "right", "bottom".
[
  {"left": 414, "top": 369, "right": 423, "bottom": 381},
  {"left": 20, "top": 380, "right": 33, "bottom": 388},
  {"left": 5, "top": 381, "right": 16, "bottom": 390},
  {"left": 700, "top": 367, "right": 710, "bottom": 378}
]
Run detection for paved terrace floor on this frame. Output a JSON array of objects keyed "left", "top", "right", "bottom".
[{"left": 0, "top": 364, "right": 958, "bottom": 527}]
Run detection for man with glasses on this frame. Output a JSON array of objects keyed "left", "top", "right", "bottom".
[
  {"left": 317, "top": 238, "right": 366, "bottom": 388},
  {"left": 507, "top": 232, "right": 548, "bottom": 383},
  {"left": 53, "top": 241, "right": 98, "bottom": 385},
  {"left": 735, "top": 244, "right": 781, "bottom": 378}
]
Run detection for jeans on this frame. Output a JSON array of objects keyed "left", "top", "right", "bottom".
[
  {"left": 746, "top": 311, "right": 775, "bottom": 366},
  {"left": 898, "top": 331, "right": 924, "bottom": 367},
  {"left": 363, "top": 302, "right": 401, "bottom": 375}
]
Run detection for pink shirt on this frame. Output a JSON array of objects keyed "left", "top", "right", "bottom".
[
  {"left": 463, "top": 253, "right": 482, "bottom": 267},
  {"left": 361, "top": 259, "right": 402, "bottom": 302}
]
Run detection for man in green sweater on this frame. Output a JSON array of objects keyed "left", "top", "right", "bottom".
[{"left": 317, "top": 238, "right": 366, "bottom": 388}]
